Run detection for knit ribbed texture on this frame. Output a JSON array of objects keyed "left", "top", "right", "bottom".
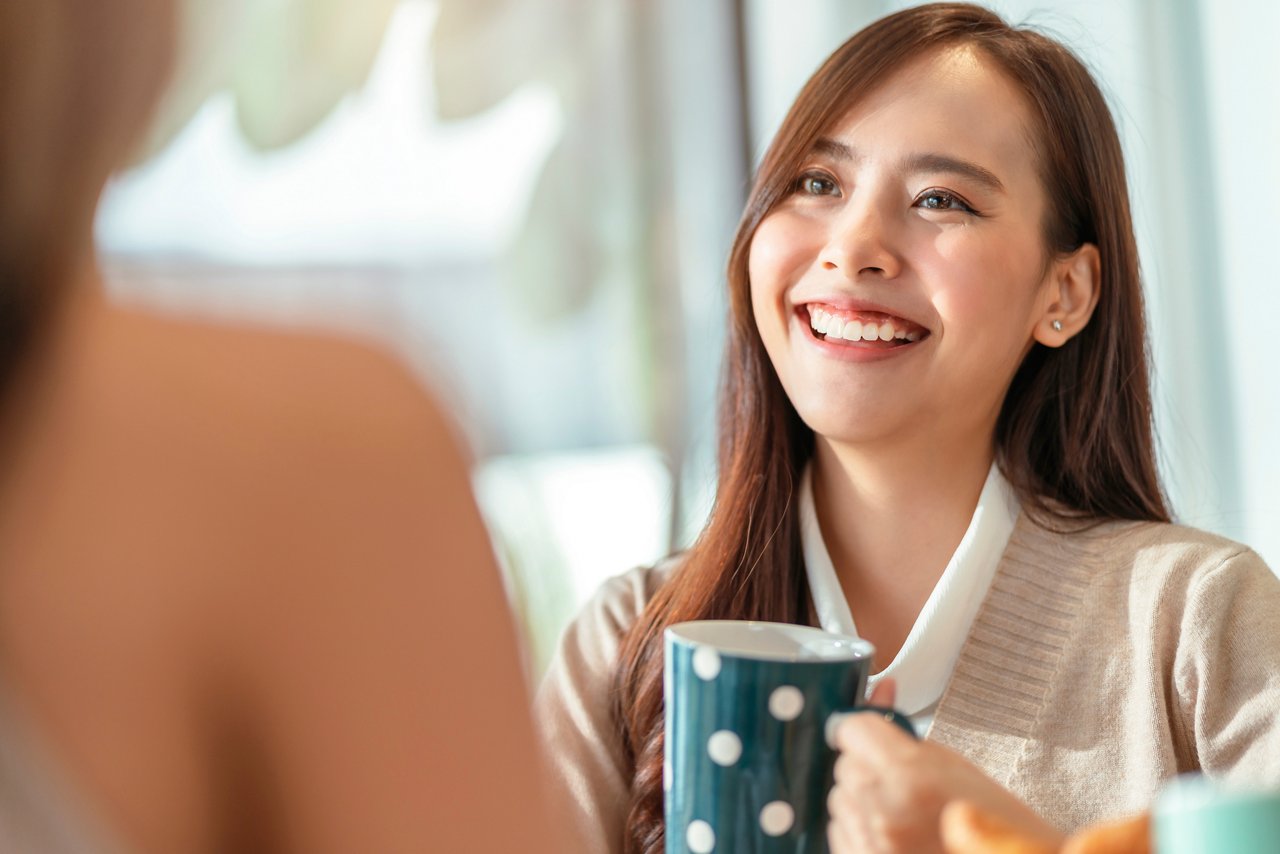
[{"left": 929, "top": 515, "right": 1097, "bottom": 782}]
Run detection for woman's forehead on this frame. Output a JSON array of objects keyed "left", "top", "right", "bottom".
[{"left": 813, "top": 46, "right": 1040, "bottom": 185}]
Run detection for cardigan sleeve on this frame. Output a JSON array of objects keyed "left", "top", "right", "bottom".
[
  {"left": 533, "top": 566, "right": 658, "bottom": 854},
  {"left": 1173, "top": 546, "right": 1280, "bottom": 786}
]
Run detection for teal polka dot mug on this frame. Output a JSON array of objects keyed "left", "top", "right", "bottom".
[{"left": 664, "top": 620, "right": 914, "bottom": 854}]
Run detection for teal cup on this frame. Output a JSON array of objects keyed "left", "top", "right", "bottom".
[
  {"left": 664, "top": 620, "right": 908, "bottom": 854},
  {"left": 1154, "top": 774, "right": 1280, "bottom": 853}
]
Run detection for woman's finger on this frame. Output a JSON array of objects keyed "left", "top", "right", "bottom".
[
  {"left": 867, "top": 676, "right": 897, "bottom": 707},
  {"left": 833, "top": 709, "right": 919, "bottom": 768}
]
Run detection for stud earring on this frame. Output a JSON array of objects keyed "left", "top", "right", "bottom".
[{"left": 1051, "top": 319, "right": 1063, "bottom": 332}]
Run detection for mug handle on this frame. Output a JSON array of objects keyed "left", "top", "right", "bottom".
[{"left": 824, "top": 705, "right": 918, "bottom": 749}]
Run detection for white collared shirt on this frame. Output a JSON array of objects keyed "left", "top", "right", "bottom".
[{"left": 799, "top": 462, "right": 1020, "bottom": 734}]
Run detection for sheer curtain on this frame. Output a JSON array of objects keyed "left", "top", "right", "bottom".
[{"left": 1197, "top": 0, "right": 1280, "bottom": 568}]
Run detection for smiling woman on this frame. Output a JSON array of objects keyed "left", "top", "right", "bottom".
[{"left": 534, "top": 4, "right": 1280, "bottom": 854}]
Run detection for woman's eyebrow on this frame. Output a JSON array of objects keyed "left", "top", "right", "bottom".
[
  {"left": 904, "top": 152, "right": 1006, "bottom": 194},
  {"left": 812, "top": 137, "right": 857, "bottom": 161},
  {"left": 807, "top": 138, "right": 1006, "bottom": 195}
]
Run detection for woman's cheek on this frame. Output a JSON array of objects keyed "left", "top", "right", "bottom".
[
  {"left": 925, "top": 251, "right": 1010, "bottom": 326},
  {"left": 749, "top": 213, "right": 810, "bottom": 292},
  {"left": 748, "top": 219, "right": 798, "bottom": 339}
]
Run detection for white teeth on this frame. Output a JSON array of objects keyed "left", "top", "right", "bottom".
[{"left": 807, "top": 306, "right": 924, "bottom": 344}]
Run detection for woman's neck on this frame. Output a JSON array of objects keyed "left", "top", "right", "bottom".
[{"left": 810, "top": 434, "right": 995, "bottom": 664}]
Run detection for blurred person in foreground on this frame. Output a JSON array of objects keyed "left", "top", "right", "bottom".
[{"left": 0, "top": 1, "right": 558, "bottom": 851}]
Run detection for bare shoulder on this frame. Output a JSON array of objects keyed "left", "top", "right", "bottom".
[
  {"left": 99, "top": 306, "right": 458, "bottom": 463},
  {"left": 92, "top": 311, "right": 559, "bottom": 851},
  {"left": 59, "top": 303, "right": 498, "bottom": 641},
  {"left": 79, "top": 306, "right": 476, "bottom": 531},
  {"left": 6, "top": 303, "right": 557, "bottom": 850}
]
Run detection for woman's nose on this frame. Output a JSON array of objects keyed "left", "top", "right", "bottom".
[{"left": 816, "top": 197, "right": 903, "bottom": 280}]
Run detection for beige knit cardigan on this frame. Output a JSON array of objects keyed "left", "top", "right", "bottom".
[{"left": 534, "top": 514, "right": 1280, "bottom": 852}]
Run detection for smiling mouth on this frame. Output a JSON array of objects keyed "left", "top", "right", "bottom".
[{"left": 805, "top": 305, "right": 929, "bottom": 348}]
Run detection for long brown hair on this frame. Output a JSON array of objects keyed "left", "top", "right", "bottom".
[
  {"left": 613, "top": 4, "right": 1170, "bottom": 851},
  {"left": 0, "top": 0, "right": 174, "bottom": 411}
]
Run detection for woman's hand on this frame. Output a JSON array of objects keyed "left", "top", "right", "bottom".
[{"left": 826, "top": 680, "right": 1064, "bottom": 854}]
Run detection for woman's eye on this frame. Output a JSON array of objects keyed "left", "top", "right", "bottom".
[
  {"left": 796, "top": 173, "right": 839, "bottom": 196},
  {"left": 915, "top": 190, "right": 975, "bottom": 213}
]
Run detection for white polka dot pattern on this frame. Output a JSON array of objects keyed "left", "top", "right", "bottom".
[
  {"left": 687, "top": 820, "right": 715, "bottom": 852},
  {"left": 707, "top": 730, "right": 742, "bottom": 766},
  {"left": 669, "top": 630, "right": 859, "bottom": 852},
  {"left": 692, "top": 646, "right": 721, "bottom": 680},
  {"left": 760, "top": 801, "right": 795, "bottom": 836},
  {"left": 768, "top": 685, "right": 805, "bottom": 721}
]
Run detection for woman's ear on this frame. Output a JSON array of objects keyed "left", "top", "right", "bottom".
[{"left": 1034, "top": 243, "right": 1101, "bottom": 347}]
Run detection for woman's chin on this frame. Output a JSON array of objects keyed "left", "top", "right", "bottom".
[{"left": 797, "top": 411, "right": 918, "bottom": 451}]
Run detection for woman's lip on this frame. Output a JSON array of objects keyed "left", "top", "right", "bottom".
[{"left": 798, "top": 296, "right": 912, "bottom": 315}]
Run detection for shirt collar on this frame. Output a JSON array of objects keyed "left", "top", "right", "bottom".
[{"left": 799, "top": 461, "right": 1021, "bottom": 714}]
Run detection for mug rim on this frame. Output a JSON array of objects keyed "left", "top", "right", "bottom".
[
  {"left": 1156, "top": 773, "right": 1280, "bottom": 815},
  {"left": 666, "top": 619, "right": 874, "bottom": 663}
]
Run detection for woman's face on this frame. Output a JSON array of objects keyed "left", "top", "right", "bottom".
[{"left": 749, "top": 46, "right": 1058, "bottom": 457}]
